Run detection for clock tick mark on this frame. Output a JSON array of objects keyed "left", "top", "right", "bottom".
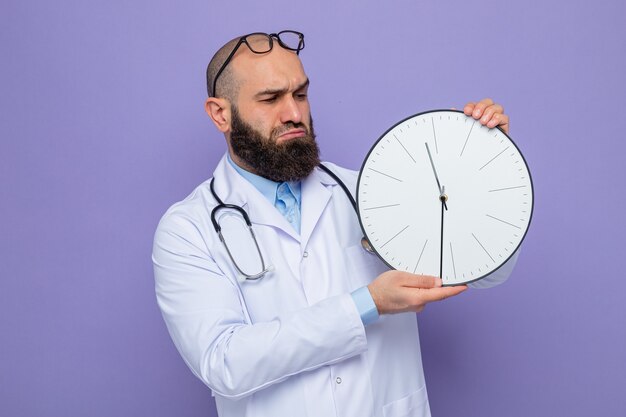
[
  {"left": 394, "top": 134, "right": 416, "bottom": 163},
  {"left": 413, "top": 239, "right": 428, "bottom": 274},
  {"left": 460, "top": 121, "right": 476, "bottom": 157},
  {"left": 472, "top": 233, "right": 495, "bottom": 262},
  {"left": 479, "top": 146, "right": 510, "bottom": 171},
  {"left": 368, "top": 168, "right": 403, "bottom": 182},
  {"left": 450, "top": 242, "right": 458, "bottom": 279},
  {"left": 380, "top": 225, "right": 410, "bottom": 248},
  {"left": 363, "top": 203, "right": 401, "bottom": 211},
  {"left": 431, "top": 118, "right": 439, "bottom": 154},
  {"left": 486, "top": 214, "right": 521, "bottom": 229},
  {"left": 488, "top": 185, "right": 527, "bottom": 192}
]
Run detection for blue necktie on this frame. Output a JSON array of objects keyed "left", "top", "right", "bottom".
[{"left": 276, "top": 182, "right": 300, "bottom": 233}]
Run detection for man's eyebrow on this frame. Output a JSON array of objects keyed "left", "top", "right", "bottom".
[
  {"left": 254, "top": 79, "right": 310, "bottom": 98},
  {"left": 295, "top": 79, "right": 310, "bottom": 91}
]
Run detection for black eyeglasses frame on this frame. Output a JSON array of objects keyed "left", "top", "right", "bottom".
[{"left": 208, "top": 30, "right": 305, "bottom": 98}]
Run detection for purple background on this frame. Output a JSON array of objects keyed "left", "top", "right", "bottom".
[{"left": 2, "top": 0, "right": 625, "bottom": 416}]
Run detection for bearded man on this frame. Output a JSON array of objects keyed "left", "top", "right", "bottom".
[{"left": 153, "top": 30, "right": 517, "bottom": 417}]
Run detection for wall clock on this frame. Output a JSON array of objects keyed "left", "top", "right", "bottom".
[{"left": 357, "top": 110, "right": 533, "bottom": 286}]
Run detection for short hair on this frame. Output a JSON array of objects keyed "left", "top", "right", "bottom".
[{"left": 206, "top": 36, "right": 241, "bottom": 100}]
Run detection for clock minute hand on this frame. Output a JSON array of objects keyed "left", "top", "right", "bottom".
[{"left": 425, "top": 142, "right": 448, "bottom": 210}]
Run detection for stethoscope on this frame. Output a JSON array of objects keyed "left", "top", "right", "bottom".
[{"left": 209, "top": 163, "right": 374, "bottom": 281}]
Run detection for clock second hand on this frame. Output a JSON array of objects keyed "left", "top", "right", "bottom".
[
  {"left": 439, "top": 185, "right": 447, "bottom": 279},
  {"left": 425, "top": 143, "right": 448, "bottom": 210}
]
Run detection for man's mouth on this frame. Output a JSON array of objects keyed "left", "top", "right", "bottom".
[{"left": 277, "top": 128, "right": 307, "bottom": 141}]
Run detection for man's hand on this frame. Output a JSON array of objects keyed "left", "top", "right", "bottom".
[
  {"left": 367, "top": 271, "right": 468, "bottom": 314},
  {"left": 463, "top": 98, "right": 509, "bottom": 134}
]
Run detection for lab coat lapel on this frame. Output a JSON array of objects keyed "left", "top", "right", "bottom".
[
  {"left": 300, "top": 167, "right": 335, "bottom": 250},
  {"left": 212, "top": 155, "right": 300, "bottom": 242}
]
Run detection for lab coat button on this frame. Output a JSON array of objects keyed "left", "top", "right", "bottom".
[
  {"left": 303, "top": 251, "right": 309, "bottom": 258},
  {"left": 336, "top": 377, "right": 342, "bottom": 384}
]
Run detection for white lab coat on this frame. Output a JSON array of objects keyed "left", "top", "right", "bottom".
[{"left": 153, "top": 154, "right": 517, "bottom": 417}]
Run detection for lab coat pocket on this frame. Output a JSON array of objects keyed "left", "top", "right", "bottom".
[
  {"left": 345, "top": 244, "right": 389, "bottom": 290},
  {"left": 382, "top": 386, "right": 430, "bottom": 417}
]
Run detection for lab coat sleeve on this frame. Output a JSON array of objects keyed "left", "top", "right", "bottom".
[
  {"left": 152, "top": 212, "right": 368, "bottom": 400},
  {"left": 467, "top": 248, "right": 520, "bottom": 289}
]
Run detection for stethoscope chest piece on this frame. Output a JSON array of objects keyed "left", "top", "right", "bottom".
[{"left": 361, "top": 237, "right": 374, "bottom": 253}]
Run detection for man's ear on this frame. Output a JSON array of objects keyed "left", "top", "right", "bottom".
[{"left": 205, "top": 97, "right": 231, "bottom": 133}]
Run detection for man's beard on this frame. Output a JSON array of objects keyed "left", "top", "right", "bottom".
[{"left": 229, "top": 107, "right": 320, "bottom": 183}]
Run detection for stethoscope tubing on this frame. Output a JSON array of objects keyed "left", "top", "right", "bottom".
[{"left": 209, "top": 163, "right": 372, "bottom": 282}]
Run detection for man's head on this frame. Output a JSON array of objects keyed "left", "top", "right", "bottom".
[{"left": 204, "top": 31, "right": 319, "bottom": 182}]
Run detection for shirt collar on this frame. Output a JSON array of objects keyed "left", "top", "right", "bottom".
[{"left": 227, "top": 154, "right": 301, "bottom": 207}]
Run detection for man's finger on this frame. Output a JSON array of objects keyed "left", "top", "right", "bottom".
[
  {"left": 463, "top": 102, "right": 476, "bottom": 115},
  {"left": 471, "top": 98, "right": 494, "bottom": 118},
  {"left": 416, "top": 285, "right": 468, "bottom": 303},
  {"left": 399, "top": 273, "right": 442, "bottom": 289},
  {"left": 479, "top": 104, "right": 504, "bottom": 126},
  {"left": 491, "top": 114, "right": 509, "bottom": 133}
]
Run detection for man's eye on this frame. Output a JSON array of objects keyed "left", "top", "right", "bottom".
[
  {"left": 296, "top": 93, "right": 308, "bottom": 100},
  {"left": 261, "top": 96, "right": 277, "bottom": 103}
]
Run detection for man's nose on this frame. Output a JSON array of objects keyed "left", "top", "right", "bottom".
[{"left": 279, "top": 96, "right": 302, "bottom": 125}]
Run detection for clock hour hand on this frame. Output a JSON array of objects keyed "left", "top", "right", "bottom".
[{"left": 425, "top": 142, "right": 448, "bottom": 210}]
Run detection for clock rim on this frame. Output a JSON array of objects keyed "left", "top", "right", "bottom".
[{"left": 355, "top": 109, "right": 535, "bottom": 286}]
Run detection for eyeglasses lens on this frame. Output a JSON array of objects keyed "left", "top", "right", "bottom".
[
  {"left": 245, "top": 34, "right": 273, "bottom": 53},
  {"left": 276, "top": 31, "right": 303, "bottom": 51}
]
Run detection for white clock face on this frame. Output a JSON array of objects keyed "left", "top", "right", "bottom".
[{"left": 357, "top": 110, "right": 533, "bottom": 286}]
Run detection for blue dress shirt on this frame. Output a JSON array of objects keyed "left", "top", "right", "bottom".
[{"left": 227, "top": 155, "right": 379, "bottom": 325}]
